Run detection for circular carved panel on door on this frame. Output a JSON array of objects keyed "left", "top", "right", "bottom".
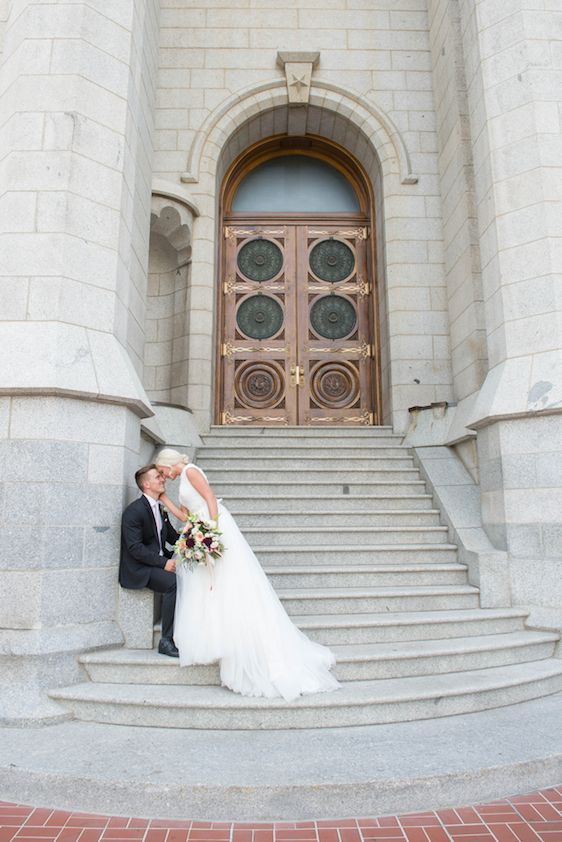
[
  {"left": 310, "top": 361, "right": 360, "bottom": 409},
  {"left": 310, "top": 295, "right": 357, "bottom": 340},
  {"left": 237, "top": 239, "right": 283, "bottom": 282},
  {"left": 236, "top": 295, "right": 284, "bottom": 339},
  {"left": 309, "top": 239, "right": 355, "bottom": 282},
  {"left": 235, "top": 361, "right": 284, "bottom": 408}
]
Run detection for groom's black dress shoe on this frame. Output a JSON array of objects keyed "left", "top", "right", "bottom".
[{"left": 158, "top": 637, "right": 179, "bottom": 658}]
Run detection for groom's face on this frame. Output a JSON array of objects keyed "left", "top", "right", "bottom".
[{"left": 143, "top": 468, "right": 166, "bottom": 497}]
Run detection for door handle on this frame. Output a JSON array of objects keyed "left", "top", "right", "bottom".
[
  {"left": 290, "top": 364, "right": 298, "bottom": 387},
  {"left": 290, "top": 364, "right": 304, "bottom": 387}
]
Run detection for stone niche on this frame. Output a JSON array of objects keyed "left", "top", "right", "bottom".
[{"left": 144, "top": 194, "right": 195, "bottom": 409}]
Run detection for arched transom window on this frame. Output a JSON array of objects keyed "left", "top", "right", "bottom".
[{"left": 232, "top": 155, "right": 360, "bottom": 213}]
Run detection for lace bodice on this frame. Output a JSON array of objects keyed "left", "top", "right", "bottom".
[{"left": 178, "top": 463, "right": 212, "bottom": 518}]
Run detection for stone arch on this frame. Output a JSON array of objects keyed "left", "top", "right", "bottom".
[
  {"left": 181, "top": 79, "right": 418, "bottom": 187},
  {"left": 181, "top": 81, "right": 452, "bottom": 433}
]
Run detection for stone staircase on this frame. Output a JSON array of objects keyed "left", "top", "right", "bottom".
[{"left": 50, "top": 427, "right": 562, "bottom": 729}]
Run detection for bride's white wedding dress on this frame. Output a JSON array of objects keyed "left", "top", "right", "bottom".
[{"left": 173, "top": 464, "right": 340, "bottom": 701}]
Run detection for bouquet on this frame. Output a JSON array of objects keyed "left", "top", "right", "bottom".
[{"left": 173, "top": 512, "right": 225, "bottom": 572}]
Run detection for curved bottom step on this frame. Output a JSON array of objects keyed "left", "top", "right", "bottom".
[{"left": 50, "top": 659, "right": 562, "bottom": 729}]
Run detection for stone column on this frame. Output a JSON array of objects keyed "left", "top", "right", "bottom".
[
  {"left": 0, "top": 0, "right": 160, "bottom": 722},
  {"left": 427, "top": 0, "right": 487, "bottom": 411},
  {"left": 458, "top": 0, "right": 562, "bottom": 629}
]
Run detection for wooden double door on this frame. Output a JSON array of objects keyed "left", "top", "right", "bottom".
[{"left": 219, "top": 220, "right": 377, "bottom": 426}]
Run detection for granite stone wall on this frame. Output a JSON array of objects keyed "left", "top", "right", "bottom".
[
  {"left": 144, "top": 231, "right": 191, "bottom": 405},
  {"left": 456, "top": 0, "right": 562, "bottom": 628},
  {"left": 458, "top": 0, "right": 562, "bottom": 421},
  {"left": 153, "top": 0, "right": 457, "bottom": 431},
  {"left": 427, "top": 0, "right": 487, "bottom": 407},
  {"left": 0, "top": 0, "right": 161, "bottom": 722},
  {"left": 477, "top": 415, "right": 562, "bottom": 630},
  {"left": 0, "top": 0, "right": 8, "bottom": 64}
]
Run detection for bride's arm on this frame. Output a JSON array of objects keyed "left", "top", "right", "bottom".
[
  {"left": 186, "top": 467, "right": 219, "bottom": 523},
  {"left": 159, "top": 493, "right": 188, "bottom": 522}
]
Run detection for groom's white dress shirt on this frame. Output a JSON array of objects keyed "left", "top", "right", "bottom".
[{"left": 144, "top": 494, "right": 164, "bottom": 555}]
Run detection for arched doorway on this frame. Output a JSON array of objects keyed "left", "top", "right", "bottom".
[{"left": 216, "top": 136, "right": 381, "bottom": 426}]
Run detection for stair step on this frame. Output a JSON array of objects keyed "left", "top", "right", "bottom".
[
  {"left": 264, "top": 563, "right": 467, "bottom": 588},
  {"left": 257, "top": 544, "right": 459, "bottom": 564},
  {"left": 152, "top": 607, "right": 531, "bottom": 647},
  {"left": 81, "top": 631, "right": 558, "bottom": 686},
  {"left": 205, "top": 468, "right": 422, "bottom": 482},
  {"left": 49, "top": 659, "right": 562, "bottom": 729},
  {"left": 225, "top": 495, "right": 436, "bottom": 512},
  {"left": 199, "top": 446, "right": 411, "bottom": 458},
  {"left": 206, "top": 426, "right": 398, "bottom": 437},
  {"left": 332, "top": 632, "right": 559, "bottom": 679},
  {"left": 213, "top": 481, "right": 428, "bottom": 495},
  {"left": 232, "top": 510, "right": 441, "bottom": 528},
  {"left": 246, "top": 526, "right": 450, "bottom": 547},
  {"left": 202, "top": 437, "right": 405, "bottom": 449},
  {"left": 277, "top": 585, "right": 480, "bottom": 615},
  {"left": 199, "top": 456, "right": 415, "bottom": 470},
  {"left": 296, "top": 607, "right": 530, "bottom": 644}
]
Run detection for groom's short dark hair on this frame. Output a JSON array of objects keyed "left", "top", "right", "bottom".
[{"left": 135, "top": 464, "right": 158, "bottom": 491}]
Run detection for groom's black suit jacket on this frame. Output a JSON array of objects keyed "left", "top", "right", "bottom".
[{"left": 119, "top": 495, "right": 180, "bottom": 589}]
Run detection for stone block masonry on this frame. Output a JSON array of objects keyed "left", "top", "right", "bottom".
[
  {"left": 0, "top": 1, "right": 161, "bottom": 722},
  {"left": 0, "top": 0, "right": 561, "bottom": 723},
  {"left": 155, "top": 0, "right": 455, "bottom": 431}
]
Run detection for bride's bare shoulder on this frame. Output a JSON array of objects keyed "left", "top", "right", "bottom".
[{"left": 186, "top": 463, "right": 207, "bottom": 481}]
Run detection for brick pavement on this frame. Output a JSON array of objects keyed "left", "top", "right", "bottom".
[{"left": 2, "top": 787, "right": 562, "bottom": 842}]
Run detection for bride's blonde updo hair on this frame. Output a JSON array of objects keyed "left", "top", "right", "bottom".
[{"left": 155, "top": 448, "right": 189, "bottom": 468}]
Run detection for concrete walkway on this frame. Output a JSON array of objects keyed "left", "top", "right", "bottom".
[{"left": 1, "top": 693, "right": 562, "bottom": 821}]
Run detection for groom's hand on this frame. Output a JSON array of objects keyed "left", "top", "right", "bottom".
[{"left": 164, "top": 559, "right": 176, "bottom": 573}]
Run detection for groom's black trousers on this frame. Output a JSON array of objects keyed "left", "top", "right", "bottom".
[
  {"left": 147, "top": 567, "right": 177, "bottom": 640},
  {"left": 119, "top": 495, "right": 180, "bottom": 642}
]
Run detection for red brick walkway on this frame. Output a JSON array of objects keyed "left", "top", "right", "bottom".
[{"left": 2, "top": 788, "right": 562, "bottom": 842}]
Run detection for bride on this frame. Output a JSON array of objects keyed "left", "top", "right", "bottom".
[{"left": 155, "top": 448, "right": 340, "bottom": 701}]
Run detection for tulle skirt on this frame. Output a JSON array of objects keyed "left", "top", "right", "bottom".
[{"left": 173, "top": 503, "right": 340, "bottom": 701}]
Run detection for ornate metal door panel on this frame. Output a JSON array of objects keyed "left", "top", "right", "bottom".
[
  {"left": 220, "top": 223, "right": 374, "bottom": 426},
  {"left": 296, "top": 225, "right": 373, "bottom": 425},
  {"left": 221, "top": 226, "right": 298, "bottom": 425}
]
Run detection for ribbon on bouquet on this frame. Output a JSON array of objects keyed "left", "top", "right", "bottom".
[
  {"left": 205, "top": 505, "right": 221, "bottom": 591},
  {"left": 206, "top": 556, "right": 215, "bottom": 591}
]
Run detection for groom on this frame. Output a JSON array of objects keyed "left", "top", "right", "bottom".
[{"left": 119, "top": 464, "right": 180, "bottom": 657}]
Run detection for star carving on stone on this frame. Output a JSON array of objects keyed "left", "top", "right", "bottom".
[
  {"left": 277, "top": 53, "right": 319, "bottom": 105},
  {"left": 289, "top": 73, "right": 308, "bottom": 94}
]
